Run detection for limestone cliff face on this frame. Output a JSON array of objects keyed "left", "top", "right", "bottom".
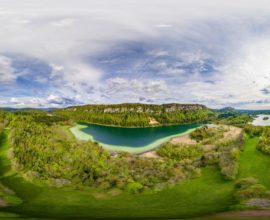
[{"left": 66, "top": 103, "right": 207, "bottom": 114}]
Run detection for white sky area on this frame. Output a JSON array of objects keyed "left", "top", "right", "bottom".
[{"left": 1, "top": 0, "right": 270, "bottom": 109}]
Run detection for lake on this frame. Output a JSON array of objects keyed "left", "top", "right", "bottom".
[
  {"left": 252, "top": 114, "right": 270, "bottom": 126},
  {"left": 70, "top": 123, "right": 202, "bottom": 154}
]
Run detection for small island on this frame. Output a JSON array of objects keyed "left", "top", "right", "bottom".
[{"left": 263, "top": 116, "right": 269, "bottom": 120}]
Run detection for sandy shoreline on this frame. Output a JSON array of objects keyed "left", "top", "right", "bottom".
[{"left": 141, "top": 125, "right": 242, "bottom": 158}]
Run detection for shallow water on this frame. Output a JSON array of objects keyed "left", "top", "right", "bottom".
[
  {"left": 70, "top": 123, "right": 201, "bottom": 154},
  {"left": 252, "top": 114, "right": 270, "bottom": 126}
]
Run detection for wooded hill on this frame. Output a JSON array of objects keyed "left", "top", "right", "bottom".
[{"left": 54, "top": 103, "right": 215, "bottom": 127}]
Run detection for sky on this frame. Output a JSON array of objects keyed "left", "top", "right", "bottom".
[{"left": 1, "top": 0, "right": 270, "bottom": 109}]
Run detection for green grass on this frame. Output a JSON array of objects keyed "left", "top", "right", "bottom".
[
  {"left": 1, "top": 168, "right": 234, "bottom": 219},
  {"left": 238, "top": 136, "right": 270, "bottom": 188},
  {"left": 0, "top": 131, "right": 269, "bottom": 219}
]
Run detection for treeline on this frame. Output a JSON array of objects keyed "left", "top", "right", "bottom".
[
  {"left": 0, "top": 112, "right": 5, "bottom": 133},
  {"left": 256, "top": 128, "right": 270, "bottom": 154},
  {"left": 243, "top": 124, "right": 270, "bottom": 155},
  {"left": 216, "top": 114, "right": 252, "bottom": 127},
  {"left": 8, "top": 114, "right": 204, "bottom": 192},
  {"left": 55, "top": 103, "right": 214, "bottom": 127},
  {"left": 0, "top": 111, "right": 13, "bottom": 133}
]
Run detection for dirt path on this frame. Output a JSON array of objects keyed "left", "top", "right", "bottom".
[
  {"left": 140, "top": 151, "right": 161, "bottom": 158},
  {"left": 217, "top": 210, "right": 270, "bottom": 218},
  {"left": 170, "top": 134, "right": 197, "bottom": 145},
  {"left": 223, "top": 125, "right": 242, "bottom": 139}
]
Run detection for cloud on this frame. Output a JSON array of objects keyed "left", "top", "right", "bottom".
[
  {"left": 1, "top": 0, "right": 270, "bottom": 108},
  {"left": 101, "top": 77, "right": 168, "bottom": 103},
  {"left": 154, "top": 24, "right": 173, "bottom": 28},
  {"left": 51, "top": 18, "right": 76, "bottom": 27},
  {"left": 0, "top": 56, "right": 16, "bottom": 83}
]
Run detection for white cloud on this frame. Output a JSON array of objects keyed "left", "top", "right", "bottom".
[
  {"left": 154, "top": 24, "right": 173, "bottom": 28},
  {"left": 102, "top": 77, "right": 168, "bottom": 103},
  {"left": 0, "top": 56, "right": 16, "bottom": 83},
  {"left": 1, "top": 0, "right": 270, "bottom": 108},
  {"left": 51, "top": 18, "right": 76, "bottom": 27}
]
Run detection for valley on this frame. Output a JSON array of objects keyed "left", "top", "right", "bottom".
[{"left": 0, "top": 104, "right": 269, "bottom": 219}]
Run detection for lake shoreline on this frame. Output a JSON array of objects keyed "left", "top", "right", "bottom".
[
  {"left": 77, "top": 120, "right": 208, "bottom": 129},
  {"left": 251, "top": 114, "right": 270, "bottom": 126},
  {"left": 70, "top": 123, "right": 203, "bottom": 154}
]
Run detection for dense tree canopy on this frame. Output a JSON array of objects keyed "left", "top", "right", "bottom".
[
  {"left": 0, "top": 105, "right": 247, "bottom": 193},
  {"left": 55, "top": 103, "right": 215, "bottom": 127},
  {"left": 8, "top": 114, "right": 202, "bottom": 191}
]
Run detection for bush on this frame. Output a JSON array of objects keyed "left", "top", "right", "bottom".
[
  {"left": 190, "top": 126, "right": 224, "bottom": 142},
  {"left": 124, "top": 182, "right": 143, "bottom": 194},
  {"left": 157, "top": 143, "right": 203, "bottom": 161},
  {"left": 219, "top": 149, "right": 239, "bottom": 180},
  {"left": 217, "top": 134, "right": 244, "bottom": 180},
  {"left": 0, "top": 123, "right": 4, "bottom": 134},
  {"left": 235, "top": 184, "right": 268, "bottom": 201},
  {"left": 235, "top": 177, "right": 258, "bottom": 189},
  {"left": 257, "top": 128, "right": 270, "bottom": 154},
  {"left": 244, "top": 125, "right": 264, "bottom": 137},
  {"left": 202, "top": 152, "right": 220, "bottom": 165},
  {"left": 234, "top": 178, "right": 270, "bottom": 203},
  {"left": 220, "top": 163, "right": 238, "bottom": 180}
]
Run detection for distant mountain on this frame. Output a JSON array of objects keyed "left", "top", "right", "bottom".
[
  {"left": 0, "top": 107, "right": 18, "bottom": 112},
  {"left": 214, "top": 107, "right": 270, "bottom": 117},
  {"left": 216, "top": 107, "right": 239, "bottom": 113},
  {"left": 238, "top": 109, "right": 270, "bottom": 115},
  {"left": 214, "top": 107, "right": 240, "bottom": 118},
  {"left": 0, "top": 107, "right": 55, "bottom": 112}
]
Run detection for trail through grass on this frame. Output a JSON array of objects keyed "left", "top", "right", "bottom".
[{"left": 238, "top": 137, "right": 270, "bottom": 188}]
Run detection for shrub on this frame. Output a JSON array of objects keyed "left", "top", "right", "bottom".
[
  {"left": 234, "top": 178, "right": 270, "bottom": 204},
  {"left": 220, "top": 163, "right": 238, "bottom": 180},
  {"left": 235, "top": 177, "right": 258, "bottom": 189},
  {"left": 190, "top": 126, "right": 224, "bottom": 142},
  {"left": 244, "top": 125, "right": 264, "bottom": 137},
  {"left": 124, "top": 182, "right": 143, "bottom": 194},
  {"left": 0, "top": 123, "right": 4, "bottom": 134},
  {"left": 217, "top": 134, "right": 244, "bottom": 180},
  {"left": 257, "top": 128, "right": 270, "bottom": 154},
  {"left": 157, "top": 143, "right": 203, "bottom": 161},
  {"left": 202, "top": 152, "right": 220, "bottom": 165}
]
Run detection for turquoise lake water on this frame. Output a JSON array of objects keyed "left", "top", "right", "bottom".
[{"left": 70, "top": 123, "right": 201, "bottom": 154}]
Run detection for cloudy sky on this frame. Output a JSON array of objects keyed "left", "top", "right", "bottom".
[{"left": 1, "top": 0, "right": 270, "bottom": 109}]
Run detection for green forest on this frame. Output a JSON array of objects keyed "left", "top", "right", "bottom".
[{"left": 55, "top": 103, "right": 215, "bottom": 127}]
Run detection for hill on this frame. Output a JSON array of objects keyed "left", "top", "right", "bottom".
[{"left": 54, "top": 103, "right": 215, "bottom": 127}]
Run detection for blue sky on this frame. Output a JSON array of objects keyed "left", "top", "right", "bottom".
[{"left": 1, "top": 0, "right": 270, "bottom": 109}]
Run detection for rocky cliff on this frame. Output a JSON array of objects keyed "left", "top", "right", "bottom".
[{"left": 65, "top": 103, "right": 207, "bottom": 114}]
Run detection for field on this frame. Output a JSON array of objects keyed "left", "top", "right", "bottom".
[
  {"left": 238, "top": 137, "right": 270, "bottom": 188},
  {"left": 0, "top": 130, "right": 269, "bottom": 219}
]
